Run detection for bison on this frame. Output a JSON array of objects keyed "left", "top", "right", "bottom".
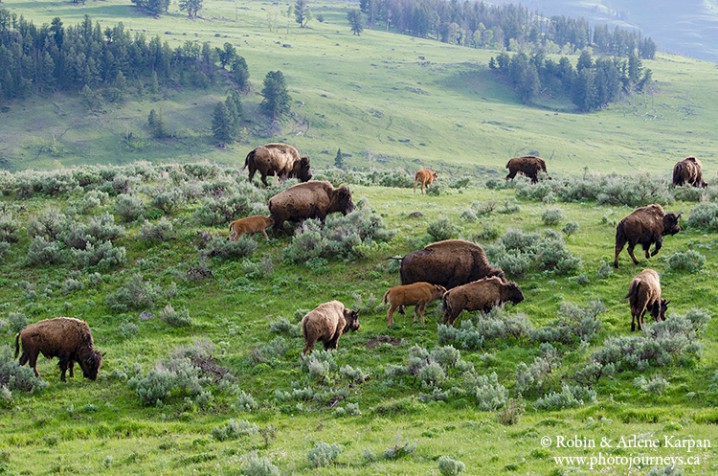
[
  {"left": 400, "top": 239, "right": 504, "bottom": 290},
  {"left": 613, "top": 204, "right": 681, "bottom": 268},
  {"left": 626, "top": 268, "right": 669, "bottom": 332},
  {"left": 383, "top": 282, "right": 447, "bottom": 326},
  {"left": 442, "top": 276, "right": 524, "bottom": 325},
  {"left": 505, "top": 156, "right": 549, "bottom": 184},
  {"left": 301, "top": 301, "right": 360, "bottom": 355},
  {"left": 15, "top": 317, "right": 103, "bottom": 382},
  {"left": 672, "top": 156, "right": 706, "bottom": 188},
  {"left": 414, "top": 168, "right": 438, "bottom": 194},
  {"left": 244, "top": 143, "right": 312, "bottom": 186},
  {"left": 228, "top": 215, "right": 273, "bottom": 242},
  {"left": 268, "top": 180, "right": 355, "bottom": 234}
]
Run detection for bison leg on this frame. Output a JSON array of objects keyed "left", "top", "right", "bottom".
[
  {"left": 260, "top": 229, "right": 270, "bottom": 242},
  {"left": 631, "top": 314, "right": 637, "bottom": 332},
  {"left": 417, "top": 304, "right": 427, "bottom": 324},
  {"left": 387, "top": 305, "right": 397, "bottom": 327},
  {"left": 530, "top": 174, "right": 538, "bottom": 184},
  {"left": 26, "top": 351, "right": 40, "bottom": 378},
  {"left": 302, "top": 339, "right": 316, "bottom": 356},
  {"left": 261, "top": 173, "right": 270, "bottom": 187},
  {"left": 650, "top": 238, "right": 662, "bottom": 257},
  {"left": 506, "top": 171, "right": 516, "bottom": 181},
  {"left": 626, "top": 243, "right": 640, "bottom": 265}
]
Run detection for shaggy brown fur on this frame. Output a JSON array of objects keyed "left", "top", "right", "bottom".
[
  {"left": 414, "top": 168, "right": 438, "bottom": 194},
  {"left": 301, "top": 301, "right": 360, "bottom": 355},
  {"left": 614, "top": 204, "right": 681, "bottom": 268},
  {"left": 227, "top": 215, "right": 273, "bottom": 242},
  {"left": 442, "top": 276, "right": 524, "bottom": 325},
  {"left": 626, "top": 269, "right": 668, "bottom": 331},
  {"left": 672, "top": 156, "right": 706, "bottom": 188},
  {"left": 244, "top": 143, "right": 312, "bottom": 186},
  {"left": 505, "top": 156, "right": 549, "bottom": 184},
  {"left": 383, "top": 282, "right": 447, "bottom": 326},
  {"left": 268, "top": 180, "right": 355, "bottom": 233},
  {"left": 400, "top": 239, "right": 504, "bottom": 290},
  {"left": 15, "top": 317, "right": 103, "bottom": 381}
]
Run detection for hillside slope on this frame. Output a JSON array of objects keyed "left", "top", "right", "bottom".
[{"left": 1, "top": 0, "right": 718, "bottom": 178}]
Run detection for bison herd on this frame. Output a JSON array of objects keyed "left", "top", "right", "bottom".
[{"left": 12, "top": 146, "right": 704, "bottom": 378}]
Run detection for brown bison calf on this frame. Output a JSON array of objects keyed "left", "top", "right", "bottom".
[
  {"left": 505, "top": 156, "right": 549, "bottom": 184},
  {"left": 672, "top": 156, "right": 706, "bottom": 188},
  {"left": 15, "top": 317, "right": 103, "bottom": 381},
  {"left": 614, "top": 204, "right": 681, "bottom": 268},
  {"left": 383, "top": 282, "right": 447, "bottom": 326},
  {"left": 626, "top": 269, "right": 668, "bottom": 332},
  {"left": 228, "top": 215, "right": 273, "bottom": 242},
  {"left": 414, "top": 168, "right": 438, "bottom": 194},
  {"left": 442, "top": 277, "right": 524, "bottom": 325},
  {"left": 301, "top": 301, "right": 360, "bottom": 355}
]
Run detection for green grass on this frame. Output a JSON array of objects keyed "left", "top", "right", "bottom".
[
  {"left": 1, "top": 164, "right": 718, "bottom": 474},
  {"left": 1, "top": 0, "right": 718, "bottom": 177}
]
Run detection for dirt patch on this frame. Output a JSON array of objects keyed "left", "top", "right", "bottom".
[{"left": 365, "top": 335, "right": 401, "bottom": 349}]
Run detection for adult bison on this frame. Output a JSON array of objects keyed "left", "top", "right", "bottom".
[
  {"left": 613, "top": 204, "right": 681, "bottom": 268},
  {"left": 414, "top": 168, "right": 438, "bottom": 194},
  {"left": 400, "top": 239, "right": 504, "bottom": 290},
  {"left": 15, "top": 317, "right": 103, "bottom": 382},
  {"left": 301, "top": 301, "right": 360, "bottom": 355},
  {"left": 442, "top": 276, "right": 524, "bottom": 325},
  {"left": 626, "top": 269, "right": 668, "bottom": 332},
  {"left": 244, "top": 143, "right": 312, "bottom": 186},
  {"left": 672, "top": 156, "right": 706, "bottom": 188},
  {"left": 268, "top": 180, "right": 355, "bottom": 233},
  {"left": 505, "top": 156, "right": 549, "bottom": 184}
]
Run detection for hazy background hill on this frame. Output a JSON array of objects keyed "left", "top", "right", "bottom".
[{"left": 491, "top": 0, "right": 718, "bottom": 63}]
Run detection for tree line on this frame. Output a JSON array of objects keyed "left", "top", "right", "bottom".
[
  {"left": 358, "top": 0, "right": 655, "bottom": 59},
  {"left": 489, "top": 50, "right": 653, "bottom": 112},
  {"left": 0, "top": 10, "right": 250, "bottom": 104}
]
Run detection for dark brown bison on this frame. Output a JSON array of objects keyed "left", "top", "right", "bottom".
[
  {"left": 442, "top": 276, "right": 524, "bottom": 325},
  {"left": 268, "top": 180, "right": 355, "bottom": 233},
  {"left": 400, "top": 239, "right": 504, "bottom": 290},
  {"left": 613, "top": 204, "right": 681, "bottom": 268},
  {"left": 244, "top": 143, "right": 312, "bottom": 186},
  {"left": 383, "top": 282, "right": 447, "bottom": 326},
  {"left": 228, "top": 215, "right": 273, "bottom": 242},
  {"left": 505, "top": 156, "right": 549, "bottom": 184},
  {"left": 672, "top": 156, "right": 706, "bottom": 188},
  {"left": 15, "top": 317, "right": 103, "bottom": 381},
  {"left": 301, "top": 301, "right": 360, "bottom": 355},
  {"left": 626, "top": 269, "right": 668, "bottom": 332},
  {"left": 414, "top": 168, "right": 438, "bottom": 194}
]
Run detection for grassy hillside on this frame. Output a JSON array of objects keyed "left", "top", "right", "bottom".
[
  {"left": 1, "top": 0, "right": 718, "bottom": 178},
  {"left": 1, "top": 163, "right": 718, "bottom": 474}
]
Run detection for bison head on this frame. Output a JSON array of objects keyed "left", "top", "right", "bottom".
[
  {"left": 343, "top": 308, "right": 360, "bottom": 332},
  {"left": 651, "top": 298, "right": 669, "bottom": 322},
  {"left": 336, "top": 185, "right": 355, "bottom": 215},
  {"left": 662, "top": 213, "right": 681, "bottom": 236},
  {"left": 79, "top": 349, "right": 103, "bottom": 380},
  {"left": 296, "top": 157, "right": 312, "bottom": 182},
  {"left": 506, "top": 282, "right": 525, "bottom": 305}
]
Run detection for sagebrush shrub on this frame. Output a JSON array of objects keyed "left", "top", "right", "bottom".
[
  {"left": 534, "top": 384, "right": 596, "bottom": 410},
  {"left": 307, "top": 441, "right": 343, "bottom": 468},
  {"left": 25, "top": 237, "right": 67, "bottom": 266},
  {"left": 464, "top": 371, "right": 508, "bottom": 411},
  {"left": 686, "top": 202, "right": 718, "bottom": 231},
  {"left": 438, "top": 455, "right": 466, "bottom": 475},
  {"left": 114, "top": 194, "right": 146, "bottom": 222},
  {"left": 427, "top": 218, "right": 458, "bottom": 241},
  {"left": 105, "top": 274, "right": 160, "bottom": 312},
  {"left": 240, "top": 453, "right": 280, "bottom": 476},
  {"left": 0, "top": 347, "right": 48, "bottom": 393},
  {"left": 633, "top": 375, "right": 670, "bottom": 395},
  {"left": 0, "top": 215, "right": 20, "bottom": 243},
  {"left": 159, "top": 305, "right": 192, "bottom": 327},
  {"left": 667, "top": 250, "right": 705, "bottom": 273},
  {"left": 203, "top": 236, "right": 258, "bottom": 260},
  {"left": 140, "top": 218, "right": 176, "bottom": 242},
  {"left": 211, "top": 419, "right": 259, "bottom": 441}
]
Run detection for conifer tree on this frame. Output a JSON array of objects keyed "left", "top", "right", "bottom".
[
  {"left": 260, "top": 71, "right": 291, "bottom": 121},
  {"left": 212, "top": 102, "right": 234, "bottom": 145}
]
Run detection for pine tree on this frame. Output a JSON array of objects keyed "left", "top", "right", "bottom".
[
  {"left": 334, "top": 148, "right": 344, "bottom": 168},
  {"left": 212, "top": 102, "right": 234, "bottom": 145},
  {"left": 179, "top": 0, "right": 203, "bottom": 19},
  {"left": 230, "top": 57, "right": 250, "bottom": 91},
  {"left": 148, "top": 108, "right": 167, "bottom": 138},
  {"left": 294, "top": 0, "right": 311, "bottom": 27},
  {"left": 347, "top": 10, "right": 364, "bottom": 36},
  {"left": 260, "top": 70, "right": 291, "bottom": 121}
]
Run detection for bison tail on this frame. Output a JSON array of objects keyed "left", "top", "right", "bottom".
[
  {"left": 243, "top": 150, "right": 254, "bottom": 170},
  {"left": 382, "top": 290, "right": 390, "bottom": 305},
  {"left": 14, "top": 333, "right": 20, "bottom": 358},
  {"left": 625, "top": 281, "right": 639, "bottom": 300}
]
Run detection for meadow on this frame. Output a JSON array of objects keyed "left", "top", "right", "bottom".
[
  {"left": 2, "top": 0, "right": 718, "bottom": 474},
  {"left": 0, "top": 163, "right": 717, "bottom": 475}
]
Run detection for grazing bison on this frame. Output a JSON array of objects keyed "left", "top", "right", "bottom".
[
  {"left": 613, "top": 204, "right": 681, "bottom": 268},
  {"left": 400, "top": 239, "right": 504, "bottom": 290},
  {"left": 268, "top": 180, "right": 355, "bottom": 233},
  {"left": 626, "top": 269, "right": 668, "bottom": 332},
  {"left": 301, "top": 301, "right": 360, "bottom": 355},
  {"left": 383, "top": 282, "right": 447, "bottom": 326},
  {"left": 15, "top": 317, "right": 103, "bottom": 382},
  {"left": 442, "top": 276, "right": 524, "bottom": 325},
  {"left": 505, "top": 156, "right": 549, "bottom": 184},
  {"left": 672, "top": 156, "right": 706, "bottom": 188},
  {"left": 228, "top": 215, "right": 273, "bottom": 242},
  {"left": 244, "top": 143, "right": 312, "bottom": 186},
  {"left": 414, "top": 168, "right": 438, "bottom": 194}
]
